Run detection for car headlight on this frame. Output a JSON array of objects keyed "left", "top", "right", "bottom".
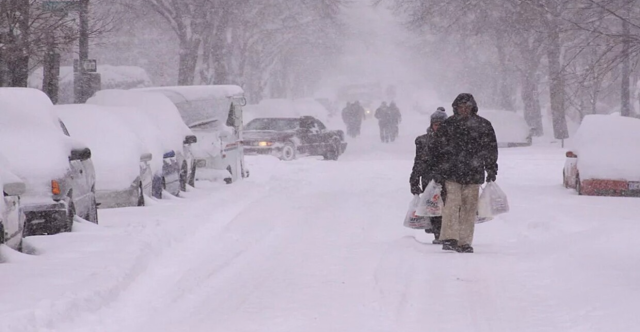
[{"left": 258, "top": 141, "right": 274, "bottom": 147}]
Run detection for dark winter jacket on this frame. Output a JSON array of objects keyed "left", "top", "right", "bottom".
[
  {"left": 428, "top": 93, "right": 498, "bottom": 185},
  {"left": 388, "top": 103, "right": 402, "bottom": 125},
  {"left": 410, "top": 128, "right": 438, "bottom": 191}
]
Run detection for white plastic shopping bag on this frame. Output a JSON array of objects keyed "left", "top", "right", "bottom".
[
  {"left": 404, "top": 195, "right": 432, "bottom": 230},
  {"left": 476, "top": 182, "right": 509, "bottom": 223},
  {"left": 485, "top": 182, "right": 509, "bottom": 215},
  {"left": 476, "top": 186, "right": 493, "bottom": 224},
  {"left": 415, "top": 180, "right": 444, "bottom": 217}
]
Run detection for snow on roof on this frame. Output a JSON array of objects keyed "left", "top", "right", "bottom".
[
  {"left": 0, "top": 88, "right": 80, "bottom": 188},
  {"left": 87, "top": 89, "right": 193, "bottom": 155},
  {"left": 480, "top": 110, "right": 531, "bottom": 144},
  {"left": 54, "top": 104, "right": 149, "bottom": 191},
  {"left": 571, "top": 114, "right": 640, "bottom": 181},
  {"left": 133, "top": 85, "right": 244, "bottom": 104}
]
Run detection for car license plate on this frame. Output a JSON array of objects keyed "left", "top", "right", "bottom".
[{"left": 630, "top": 182, "right": 640, "bottom": 191}]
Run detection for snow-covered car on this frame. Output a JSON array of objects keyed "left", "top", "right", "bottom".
[
  {"left": 87, "top": 90, "right": 197, "bottom": 194},
  {"left": 481, "top": 110, "right": 533, "bottom": 148},
  {"left": 243, "top": 116, "right": 347, "bottom": 161},
  {"left": 133, "top": 85, "right": 247, "bottom": 184},
  {"left": 0, "top": 159, "right": 26, "bottom": 250},
  {"left": 0, "top": 88, "right": 97, "bottom": 235},
  {"left": 54, "top": 105, "right": 154, "bottom": 208},
  {"left": 563, "top": 115, "right": 640, "bottom": 196}
]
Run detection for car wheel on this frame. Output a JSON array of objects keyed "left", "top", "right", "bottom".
[
  {"left": 137, "top": 182, "right": 145, "bottom": 207},
  {"left": 280, "top": 142, "right": 297, "bottom": 161},
  {"left": 323, "top": 140, "right": 340, "bottom": 161},
  {"left": 87, "top": 196, "right": 98, "bottom": 224},
  {"left": 179, "top": 161, "right": 188, "bottom": 192},
  {"left": 62, "top": 202, "right": 75, "bottom": 233}
]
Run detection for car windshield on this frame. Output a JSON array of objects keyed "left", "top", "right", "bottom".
[{"left": 245, "top": 118, "right": 299, "bottom": 131}]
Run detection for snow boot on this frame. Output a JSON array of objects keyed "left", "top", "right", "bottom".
[
  {"left": 432, "top": 239, "right": 444, "bottom": 245},
  {"left": 442, "top": 239, "right": 458, "bottom": 251},
  {"left": 424, "top": 228, "right": 434, "bottom": 234},
  {"left": 456, "top": 244, "right": 474, "bottom": 253}
]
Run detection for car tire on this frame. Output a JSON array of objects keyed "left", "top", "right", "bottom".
[
  {"left": 279, "top": 142, "right": 297, "bottom": 161},
  {"left": 62, "top": 202, "right": 75, "bottom": 233},
  {"left": 323, "top": 140, "right": 340, "bottom": 161},
  {"left": 179, "top": 161, "right": 188, "bottom": 192},
  {"left": 137, "top": 182, "right": 145, "bottom": 207},
  {"left": 87, "top": 196, "right": 99, "bottom": 224}
]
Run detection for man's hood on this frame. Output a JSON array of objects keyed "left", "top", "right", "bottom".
[{"left": 451, "top": 93, "right": 478, "bottom": 116}]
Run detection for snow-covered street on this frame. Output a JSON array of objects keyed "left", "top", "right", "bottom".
[{"left": 2, "top": 120, "right": 640, "bottom": 332}]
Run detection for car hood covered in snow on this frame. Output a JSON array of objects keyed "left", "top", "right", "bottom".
[{"left": 571, "top": 114, "right": 640, "bottom": 181}]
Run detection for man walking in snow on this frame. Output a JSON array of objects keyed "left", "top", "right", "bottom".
[
  {"left": 375, "top": 101, "right": 391, "bottom": 142},
  {"left": 388, "top": 101, "right": 402, "bottom": 142},
  {"left": 410, "top": 107, "right": 448, "bottom": 243},
  {"left": 428, "top": 94, "right": 498, "bottom": 253}
]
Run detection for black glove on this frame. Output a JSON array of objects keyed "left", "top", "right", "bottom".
[
  {"left": 411, "top": 186, "right": 422, "bottom": 195},
  {"left": 486, "top": 171, "right": 496, "bottom": 183}
]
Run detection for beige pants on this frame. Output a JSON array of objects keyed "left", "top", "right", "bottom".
[{"left": 440, "top": 181, "right": 481, "bottom": 246}]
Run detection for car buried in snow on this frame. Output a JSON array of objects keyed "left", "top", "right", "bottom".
[
  {"left": 132, "top": 85, "right": 248, "bottom": 184},
  {"left": 563, "top": 114, "right": 640, "bottom": 197},
  {"left": 0, "top": 88, "right": 98, "bottom": 236},
  {"left": 54, "top": 105, "right": 154, "bottom": 208},
  {"left": 87, "top": 90, "right": 197, "bottom": 196},
  {"left": 481, "top": 110, "right": 533, "bottom": 148},
  {"left": 243, "top": 116, "right": 347, "bottom": 161}
]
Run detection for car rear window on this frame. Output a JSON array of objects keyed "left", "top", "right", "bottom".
[{"left": 245, "top": 118, "right": 299, "bottom": 131}]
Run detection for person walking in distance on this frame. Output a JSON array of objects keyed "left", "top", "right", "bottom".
[
  {"left": 388, "top": 101, "right": 402, "bottom": 142},
  {"left": 428, "top": 94, "right": 498, "bottom": 253},
  {"left": 410, "top": 107, "right": 448, "bottom": 243},
  {"left": 375, "top": 101, "right": 390, "bottom": 143}
]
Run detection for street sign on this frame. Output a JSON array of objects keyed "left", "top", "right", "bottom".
[
  {"left": 73, "top": 59, "right": 97, "bottom": 73},
  {"left": 42, "top": 1, "right": 80, "bottom": 12}
]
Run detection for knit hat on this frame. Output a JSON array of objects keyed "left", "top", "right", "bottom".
[{"left": 430, "top": 108, "right": 448, "bottom": 125}]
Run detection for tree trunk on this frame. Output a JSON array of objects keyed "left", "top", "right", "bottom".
[
  {"left": 9, "top": 56, "right": 29, "bottom": 87},
  {"left": 621, "top": 8, "right": 632, "bottom": 117},
  {"left": 547, "top": 20, "right": 569, "bottom": 139},
  {"left": 496, "top": 38, "right": 515, "bottom": 111},
  {"left": 521, "top": 69, "right": 543, "bottom": 136},
  {"left": 178, "top": 39, "right": 200, "bottom": 86}
]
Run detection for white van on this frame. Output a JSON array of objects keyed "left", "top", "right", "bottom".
[{"left": 133, "top": 85, "right": 248, "bottom": 183}]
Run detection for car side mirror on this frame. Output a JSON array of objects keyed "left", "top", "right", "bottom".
[
  {"left": 566, "top": 151, "right": 577, "bottom": 158},
  {"left": 69, "top": 148, "right": 92, "bottom": 161},
  {"left": 140, "top": 153, "right": 153, "bottom": 163},
  {"left": 3, "top": 181, "right": 26, "bottom": 196},
  {"left": 184, "top": 135, "right": 197, "bottom": 144}
]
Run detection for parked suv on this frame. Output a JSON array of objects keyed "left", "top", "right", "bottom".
[{"left": 0, "top": 88, "right": 97, "bottom": 236}]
